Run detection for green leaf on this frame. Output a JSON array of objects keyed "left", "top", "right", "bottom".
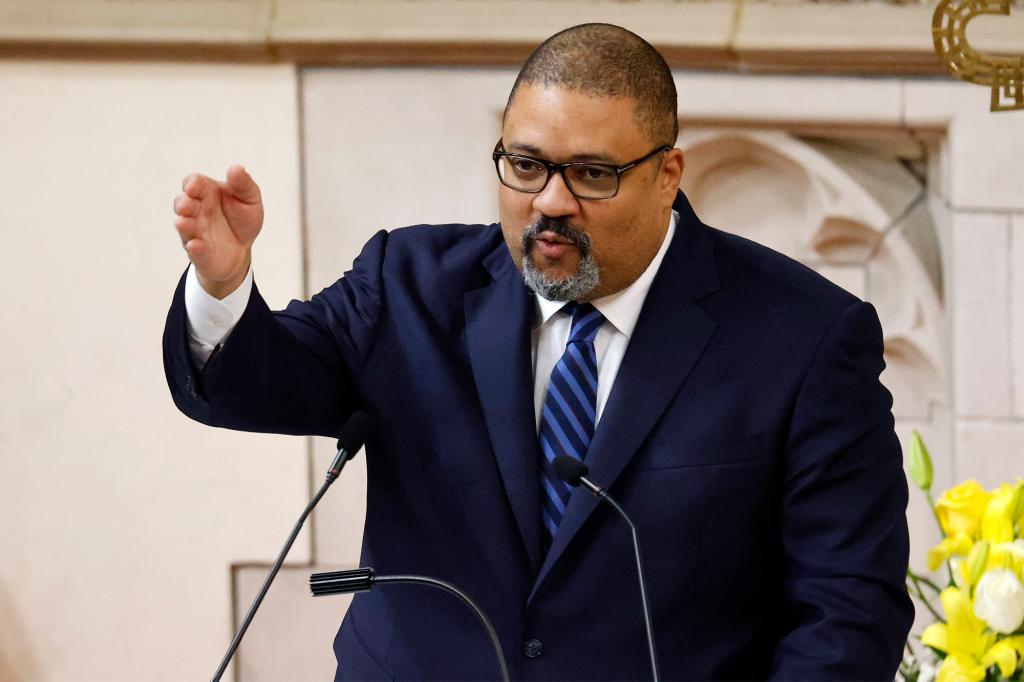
[
  {"left": 967, "top": 540, "right": 989, "bottom": 585},
  {"left": 908, "top": 430, "right": 934, "bottom": 491}
]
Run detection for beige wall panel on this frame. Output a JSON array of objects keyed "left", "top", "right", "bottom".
[
  {"left": 904, "top": 81, "right": 1024, "bottom": 211},
  {"left": 947, "top": 114, "right": 1024, "bottom": 211},
  {"left": 301, "top": 67, "right": 517, "bottom": 564},
  {"left": 955, "top": 420, "right": 1024, "bottom": 488},
  {"left": 1014, "top": 215, "right": 1024, "bottom": 418},
  {"left": 735, "top": 2, "right": 931, "bottom": 51},
  {"left": 950, "top": 212, "right": 1013, "bottom": 420},
  {"left": 275, "top": 0, "right": 735, "bottom": 46},
  {"left": 675, "top": 72, "right": 903, "bottom": 126},
  {"left": 0, "top": 0, "right": 273, "bottom": 43},
  {"left": 5, "top": 0, "right": 1020, "bottom": 75},
  {"left": 0, "top": 61, "right": 305, "bottom": 681},
  {"left": 234, "top": 565, "right": 350, "bottom": 681},
  {"left": 903, "top": 80, "right": 987, "bottom": 127}
]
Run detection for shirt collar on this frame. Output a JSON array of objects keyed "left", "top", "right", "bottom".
[{"left": 534, "top": 209, "right": 678, "bottom": 338}]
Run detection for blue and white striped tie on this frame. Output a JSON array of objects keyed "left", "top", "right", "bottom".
[{"left": 538, "top": 302, "right": 604, "bottom": 544}]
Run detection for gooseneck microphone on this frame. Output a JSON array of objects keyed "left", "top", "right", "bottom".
[
  {"left": 310, "top": 568, "right": 510, "bottom": 682},
  {"left": 553, "top": 455, "right": 660, "bottom": 682},
  {"left": 210, "top": 411, "right": 373, "bottom": 682}
]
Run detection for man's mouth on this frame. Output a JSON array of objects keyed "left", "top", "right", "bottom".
[
  {"left": 535, "top": 231, "right": 573, "bottom": 245},
  {"left": 531, "top": 231, "right": 577, "bottom": 259}
]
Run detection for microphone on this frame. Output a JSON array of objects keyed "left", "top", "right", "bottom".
[
  {"left": 210, "top": 411, "right": 373, "bottom": 682},
  {"left": 553, "top": 455, "right": 660, "bottom": 682},
  {"left": 328, "top": 411, "right": 373, "bottom": 481},
  {"left": 310, "top": 568, "right": 510, "bottom": 682}
]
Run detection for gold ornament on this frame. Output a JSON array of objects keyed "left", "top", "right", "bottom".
[{"left": 933, "top": 0, "right": 1024, "bottom": 112}]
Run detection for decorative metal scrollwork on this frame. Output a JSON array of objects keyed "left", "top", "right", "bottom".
[{"left": 932, "top": 0, "right": 1023, "bottom": 111}]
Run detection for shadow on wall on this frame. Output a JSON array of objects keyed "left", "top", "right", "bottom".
[{"left": 0, "top": 580, "right": 41, "bottom": 680}]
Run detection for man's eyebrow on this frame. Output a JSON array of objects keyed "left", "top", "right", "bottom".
[
  {"left": 505, "top": 141, "right": 618, "bottom": 164},
  {"left": 507, "top": 141, "right": 544, "bottom": 156}
]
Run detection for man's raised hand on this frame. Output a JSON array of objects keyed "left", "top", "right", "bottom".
[{"left": 173, "top": 165, "right": 264, "bottom": 299}]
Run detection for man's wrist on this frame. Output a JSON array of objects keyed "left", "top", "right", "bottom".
[
  {"left": 196, "top": 254, "right": 251, "bottom": 300},
  {"left": 184, "top": 260, "right": 253, "bottom": 364}
]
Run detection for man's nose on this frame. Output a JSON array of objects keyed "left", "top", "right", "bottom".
[{"left": 532, "top": 170, "right": 580, "bottom": 218}]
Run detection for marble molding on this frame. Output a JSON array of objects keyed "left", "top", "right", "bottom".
[{"left": 1, "top": 0, "right": 1023, "bottom": 75}]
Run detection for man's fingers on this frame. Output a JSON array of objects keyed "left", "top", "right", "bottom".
[
  {"left": 184, "top": 238, "right": 207, "bottom": 259},
  {"left": 182, "top": 173, "right": 212, "bottom": 200},
  {"left": 174, "top": 214, "right": 197, "bottom": 244},
  {"left": 173, "top": 194, "right": 199, "bottom": 218},
  {"left": 224, "top": 164, "right": 260, "bottom": 204}
]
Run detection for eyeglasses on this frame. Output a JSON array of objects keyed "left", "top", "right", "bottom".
[{"left": 492, "top": 140, "right": 671, "bottom": 200}]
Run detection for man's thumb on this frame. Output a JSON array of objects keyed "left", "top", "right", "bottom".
[{"left": 224, "top": 164, "right": 260, "bottom": 204}]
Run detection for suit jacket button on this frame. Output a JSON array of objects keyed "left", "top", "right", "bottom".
[{"left": 523, "top": 638, "right": 543, "bottom": 658}]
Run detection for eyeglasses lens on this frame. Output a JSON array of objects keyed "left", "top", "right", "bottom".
[{"left": 497, "top": 155, "right": 618, "bottom": 199}]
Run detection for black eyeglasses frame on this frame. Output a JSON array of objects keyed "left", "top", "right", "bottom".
[{"left": 491, "top": 140, "right": 672, "bottom": 200}]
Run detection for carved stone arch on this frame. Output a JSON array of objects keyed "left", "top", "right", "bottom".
[{"left": 678, "top": 129, "right": 948, "bottom": 420}]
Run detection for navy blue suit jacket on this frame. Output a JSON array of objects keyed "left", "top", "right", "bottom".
[{"left": 164, "top": 192, "right": 913, "bottom": 680}]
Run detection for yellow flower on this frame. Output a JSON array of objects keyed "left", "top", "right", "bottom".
[
  {"left": 980, "top": 636, "right": 1024, "bottom": 678},
  {"left": 941, "top": 587, "right": 995, "bottom": 661},
  {"left": 982, "top": 483, "right": 1022, "bottom": 544},
  {"left": 1008, "top": 479, "right": 1024, "bottom": 524},
  {"left": 922, "top": 622, "right": 948, "bottom": 651},
  {"left": 928, "top": 534, "right": 973, "bottom": 572},
  {"left": 921, "top": 479, "right": 1024, "bottom": 682},
  {"left": 990, "top": 540, "right": 1024, "bottom": 579},
  {"left": 936, "top": 653, "right": 986, "bottom": 682},
  {"left": 926, "top": 587, "right": 1016, "bottom": 680},
  {"left": 936, "top": 480, "right": 992, "bottom": 539}
]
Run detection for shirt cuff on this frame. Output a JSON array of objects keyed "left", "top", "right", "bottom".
[{"left": 184, "top": 263, "right": 254, "bottom": 365}]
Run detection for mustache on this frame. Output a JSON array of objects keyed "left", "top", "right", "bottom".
[{"left": 522, "top": 216, "right": 592, "bottom": 253}]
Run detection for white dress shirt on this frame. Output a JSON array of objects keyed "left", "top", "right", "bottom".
[
  {"left": 184, "top": 210, "right": 678, "bottom": 429},
  {"left": 183, "top": 263, "right": 253, "bottom": 364},
  {"left": 531, "top": 210, "right": 677, "bottom": 429}
]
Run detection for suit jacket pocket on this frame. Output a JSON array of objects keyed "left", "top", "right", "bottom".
[{"left": 648, "top": 433, "right": 763, "bottom": 470}]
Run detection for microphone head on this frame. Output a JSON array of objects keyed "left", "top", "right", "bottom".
[
  {"left": 337, "top": 411, "right": 372, "bottom": 455},
  {"left": 553, "top": 455, "right": 588, "bottom": 487}
]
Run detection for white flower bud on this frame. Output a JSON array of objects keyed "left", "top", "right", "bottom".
[{"left": 973, "top": 569, "right": 1024, "bottom": 634}]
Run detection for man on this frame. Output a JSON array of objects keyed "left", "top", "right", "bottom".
[{"left": 165, "top": 24, "right": 913, "bottom": 681}]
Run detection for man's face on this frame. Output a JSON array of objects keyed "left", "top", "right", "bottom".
[{"left": 498, "top": 84, "right": 682, "bottom": 302}]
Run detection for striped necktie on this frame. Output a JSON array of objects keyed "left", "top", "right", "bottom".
[{"left": 538, "top": 302, "right": 604, "bottom": 544}]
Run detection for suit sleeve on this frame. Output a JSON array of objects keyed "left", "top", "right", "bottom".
[
  {"left": 162, "top": 230, "right": 389, "bottom": 438},
  {"left": 770, "top": 300, "right": 914, "bottom": 680}
]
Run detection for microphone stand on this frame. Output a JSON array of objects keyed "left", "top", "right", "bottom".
[
  {"left": 554, "top": 455, "right": 660, "bottom": 682},
  {"left": 210, "top": 412, "right": 369, "bottom": 682},
  {"left": 310, "top": 568, "right": 510, "bottom": 682},
  {"left": 590, "top": 489, "right": 659, "bottom": 682}
]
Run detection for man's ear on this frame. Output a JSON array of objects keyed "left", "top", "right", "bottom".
[{"left": 659, "top": 148, "right": 685, "bottom": 203}]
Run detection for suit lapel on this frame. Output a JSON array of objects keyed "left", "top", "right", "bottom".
[
  {"left": 529, "top": 192, "right": 720, "bottom": 601},
  {"left": 465, "top": 242, "right": 544, "bottom": 573}
]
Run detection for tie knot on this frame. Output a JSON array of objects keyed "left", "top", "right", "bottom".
[{"left": 563, "top": 302, "right": 604, "bottom": 344}]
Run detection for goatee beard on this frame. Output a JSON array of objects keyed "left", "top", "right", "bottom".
[{"left": 520, "top": 216, "right": 600, "bottom": 302}]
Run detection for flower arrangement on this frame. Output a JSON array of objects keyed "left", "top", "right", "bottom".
[{"left": 901, "top": 431, "right": 1024, "bottom": 682}]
